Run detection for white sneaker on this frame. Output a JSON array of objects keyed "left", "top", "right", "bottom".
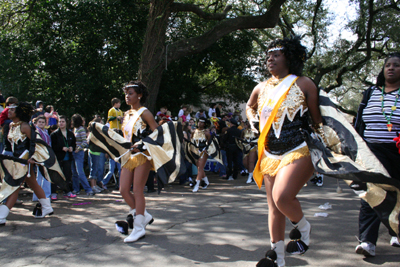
[
  {"left": 390, "top": 236, "right": 400, "bottom": 247},
  {"left": 355, "top": 242, "right": 376, "bottom": 256},
  {"left": 227, "top": 176, "right": 234, "bottom": 181}
]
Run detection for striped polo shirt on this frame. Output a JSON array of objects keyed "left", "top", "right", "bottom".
[{"left": 363, "top": 86, "right": 400, "bottom": 143}]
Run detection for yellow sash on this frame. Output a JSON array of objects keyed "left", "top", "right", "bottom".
[{"left": 253, "top": 75, "right": 299, "bottom": 188}]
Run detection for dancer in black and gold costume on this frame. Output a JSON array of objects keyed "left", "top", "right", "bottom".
[
  {"left": 236, "top": 122, "right": 258, "bottom": 184},
  {"left": 185, "top": 118, "right": 221, "bottom": 192},
  {"left": 0, "top": 102, "right": 61, "bottom": 226},
  {"left": 247, "top": 37, "right": 322, "bottom": 267},
  {"left": 88, "top": 80, "right": 186, "bottom": 243}
]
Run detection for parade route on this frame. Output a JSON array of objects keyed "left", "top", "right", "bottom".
[{"left": 1, "top": 175, "right": 399, "bottom": 267}]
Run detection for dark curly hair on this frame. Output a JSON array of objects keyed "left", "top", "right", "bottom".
[
  {"left": 71, "top": 114, "right": 84, "bottom": 128},
  {"left": 123, "top": 80, "right": 149, "bottom": 104},
  {"left": 15, "top": 102, "right": 34, "bottom": 123},
  {"left": 376, "top": 52, "right": 400, "bottom": 87},
  {"left": 265, "top": 35, "right": 308, "bottom": 76}
]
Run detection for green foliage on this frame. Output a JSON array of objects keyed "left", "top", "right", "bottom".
[{"left": 0, "top": 0, "right": 148, "bottom": 119}]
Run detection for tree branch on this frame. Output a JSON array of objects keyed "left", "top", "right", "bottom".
[
  {"left": 171, "top": 2, "right": 232, "bottom": 20},
  {"left": 167, "top": 0, "right": 286, "bottom": 63}
]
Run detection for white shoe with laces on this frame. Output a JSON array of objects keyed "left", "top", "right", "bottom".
[{"left": 355, "top": 242, "right": 375, "bottom": 256}]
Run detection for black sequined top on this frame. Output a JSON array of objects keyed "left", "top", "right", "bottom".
[{"left": 266, "top": 112, "right": 309, "bottom": 155}]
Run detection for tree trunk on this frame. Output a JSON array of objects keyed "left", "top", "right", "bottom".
[
  {"left": 138, "top": 0, "right": 286, "bottom": 112},
  {"left": 138, "top": 0, "right": 173, "bottom": 113}
]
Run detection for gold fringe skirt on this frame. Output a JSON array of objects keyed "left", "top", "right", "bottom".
[
  {"left": 122, "top": 151, "right": 155, "bottom": 172},
  {"left": 260, "top": 146, "right": 310, "bottom": 177}
]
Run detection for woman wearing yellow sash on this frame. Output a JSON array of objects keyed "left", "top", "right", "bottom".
[
  {"left": 247, "top": 36, "right": 324, "bottom": 267},
  {"left": 120, "top": 81, "right": 158, "bottom": 243}
]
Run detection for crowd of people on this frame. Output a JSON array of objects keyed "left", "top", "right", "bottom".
[{"left": 0, "top": 36, "right": 399, "bottom": 267}]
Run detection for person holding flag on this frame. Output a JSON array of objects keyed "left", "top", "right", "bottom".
[{"left": 246, "top": 36, "right": 322, "bottom": 267}]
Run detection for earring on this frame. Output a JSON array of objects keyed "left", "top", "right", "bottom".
[{"left": 138, "top": 97, "right": 141, "bottom": 100}]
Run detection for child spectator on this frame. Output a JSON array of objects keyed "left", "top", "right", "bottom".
[{"left": 44, "top": 105, "right": 59, "bottom": 126}]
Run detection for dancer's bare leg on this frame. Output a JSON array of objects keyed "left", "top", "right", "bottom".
[
  {"left": 132, "top": 161, "right": 151, "bottom": 215},
  {"left": 196, "top": 154, "right": 208, "bottom": 181},
  {"left": 273, "top": 156, "right": 314, "bottom": 223},
  {"left": 119, "top": 168, "right": 135, "bottom": 209}
]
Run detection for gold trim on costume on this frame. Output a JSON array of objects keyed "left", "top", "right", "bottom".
[
  {"left": 8, "top": 122, "right": 27, "bottom": 151},
  {"left": 260, "top": 145, "right": 310, "bottom": 177}
]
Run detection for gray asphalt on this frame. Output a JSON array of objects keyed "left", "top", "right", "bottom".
[{"left": 0, "top": 174, "right": 399, "bottom": 267}]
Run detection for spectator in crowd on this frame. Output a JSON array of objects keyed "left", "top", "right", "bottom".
[
  {"left": 32, "top": 115, "right": 52, "bottom": 201},
  {"left": 215, "top": 103, "right": 223, "bottom": 118},
  {"left": 178, "top": 105, "right": 187, "bottom": 119},
  {"left": 156, "top": 106, "right": 168, "bottom": 117},
  {"left": 0, "top": 96, "right": 18, "bottom": 127},
  {"left": 208, "top": 103, "right": 217, "bottom": 118},
  {"left": 71, "top": 114, "right": 94, "bottom": 196},
  {"left": 222, "top": 118, "right": 242, "bottom": 181},
  {"left": 88, "top": 116, "right": 106, "bottom": 193},
  {"left": 31, "top": 100, "right": 45, "bottom": 120},
  {"left": 354, "top": 52, "right": 400, "bottom": 255},
  {"left": 50, "top": 115, "right": 76, "bottom": 199},
  {"left": 0, "top": 91, "right": 5, "bottom": 110},
  {"left": 44, "top": 105, "right": 59, "bottom": 127},
  {"left": 107, "top": 98, "right": 123, "bottom": 130},
  {"left": 102, "top": 128, "right": 123, "bottom": 190},
  {"left": 195, "top": 109, "right": 207, "bottom": 120},
  {"left": 210, "top": 112, "right": 219, "bottom": 129}
]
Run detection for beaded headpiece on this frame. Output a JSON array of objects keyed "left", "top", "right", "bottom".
[
  {"left": 267, "top": 45, "right": 284, "bottom": 53},
  {"left": 125, "top": 84, "right": 139, "bottom": 88}
]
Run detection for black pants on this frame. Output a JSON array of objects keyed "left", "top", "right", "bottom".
[
  {"left": 226, "top": 144, "right": 240, "bottom": 179},
  {"left": 51, "top": 159, "right": 73, "bottom": 194},
  {"left": 359, "top": 142, "right": 400, "bottom": 244}
]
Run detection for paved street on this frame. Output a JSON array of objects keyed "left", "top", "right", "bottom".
[{"left": 0, "top": 174, "right": 399, "bottom": 267}]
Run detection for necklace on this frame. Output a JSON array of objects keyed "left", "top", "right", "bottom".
[{"left": 381, "top": 86, "right": 400, "bottom": 131}]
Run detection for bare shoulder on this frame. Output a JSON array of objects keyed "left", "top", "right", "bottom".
[
  {"left": 253, "top": 80, "right": 268, "bottom": 92},
  {"left": 20, "top": 122, "right": 31, "bottom": 133},
  {"left": 296, "top": 76, "right": 318, "bottom": 95}
]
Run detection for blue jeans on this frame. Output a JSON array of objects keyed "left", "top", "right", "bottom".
[
  {"left": 71, "top": 150, "right": 92, "bottom": 193},
  {"left": 214, "top": 149, "right": 227, "bottom": 176},
  {"left": 102, "top": 158, "right": 121, "bottom": 185},
  {"left": 32, "top": 167, "right": 51, "bottom": 201},
  {"left": 89, "top": 152, "right": 105, "bottom": 183}
]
